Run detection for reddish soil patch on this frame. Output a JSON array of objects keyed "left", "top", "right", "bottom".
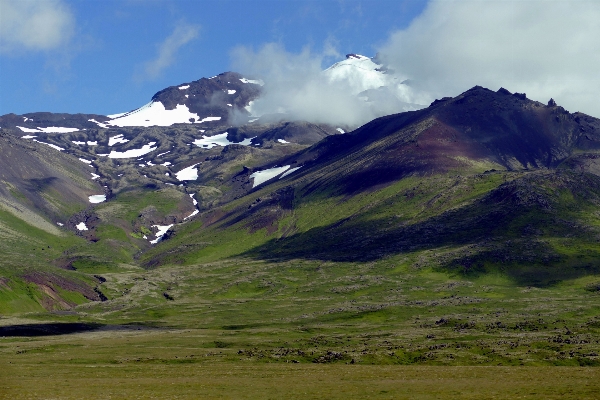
[{"left": 21, "top": 271, "right": 100, "bottom": 310}]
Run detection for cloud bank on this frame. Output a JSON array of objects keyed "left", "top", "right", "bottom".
[
  {"left": 378, "top": 0, "right": 600, "bottom": 117},
  {"left": 0, "top": 0, "right": 75, "bottom": 53},
  {"left": 138, "top": 23, "right": 200, "bottom": 81},
  {"left": 231, "top": 43, "right": 420, "bottom": 127},
  {"left": 232, "top": 1, "right": 600, "bottom": 126}
]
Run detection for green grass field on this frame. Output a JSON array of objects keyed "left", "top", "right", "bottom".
[
  {"left": 2, "top": 254, "right": 600, "bottom": 398},
  {"left": 1, "top": 169, "right": 600, "bottom": 397}
]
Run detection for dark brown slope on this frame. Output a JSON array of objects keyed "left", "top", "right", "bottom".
[{"left": 249, "top": 86, "right": 600, "bottom": 194}]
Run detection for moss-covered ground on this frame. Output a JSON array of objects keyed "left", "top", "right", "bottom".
[
  {"left": 1, "top": 170, "right": 600, "bottom": 397},
  {"left": 1, "top": 255, "right": 600, "bottom": 397}
]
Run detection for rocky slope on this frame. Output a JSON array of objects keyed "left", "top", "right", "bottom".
[
  {"left": 2, "top": 56, "right": 600, "bottom": 310},
  {"left": 139, "top": 86, "right": 600, "bottom": 288}
]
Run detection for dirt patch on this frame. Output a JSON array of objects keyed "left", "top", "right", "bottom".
[
  {"left": 0, "top": 276, "right": 10, "bottom": 289},
  {"left": 22, "top": 271, "right": 101, "bottom": 310}
]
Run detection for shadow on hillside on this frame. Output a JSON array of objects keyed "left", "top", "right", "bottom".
[
  {"left": 0, "top": 323, "right": 102, "bottom": 337},
  {"left": 0, "top": 322, "right": 156, "bottom": 337},
  {"left": 243, "top": 180, "right": 600, "bottom": 286},
  {"left": 23, "top": 177, "right": 59, "bottom": 192}
]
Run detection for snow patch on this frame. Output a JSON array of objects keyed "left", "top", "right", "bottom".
[
  {"left": 197, "top": 116, "right": 222, "bottom": 123},
  {"left": 88, "top": 119, "right": 109, "bottom": 129},
  {"left": 106, "top": 112, "right": 126, "bottom": 119},
  {"left": 179, "top": 85, "right": 190, "bottom": 90},
  {"left": 192, "top": 132, "right": 254, "bottom": 149},
  {"left": 189, "top": 193, "right": 198, "bottom": 205},
  {"left": 108, "top": 101, "right": 201, "bottom": 127},
  {"left": 79, "top": 158, "right": 92, "bottom": 164},
  {"left": 149, "top": 224, "right": 173, "bottom": 244},
  {"left": 88, "top": 195, "right": 106, "bottom": 203},
  {"left": 227, "top": 89, "right": 236, "bottom": 94},
  {"left": 21, "top": 135, "right": 36, "bottom": 139},
  {"left": 104, "top": 142, "right": 157, "bottom": 159},
  {"left": 17, "top": 126, "right": 41, "bottom": 133},
  {"left": 280, "top": 166, "right": 302, "bottom": 179},
  {"left": 250, "top": 165, "right": 291, "bottom": 188},
  {"left": 87, "top": 141, "right": 97, "bottom": 146},
  {"left": 33, "top": 140, "right": 64, "bottom": 151},
  {"left": 336, "top": 128, "right": 345, "bottom": 134},
  {"left": 184, "top": 210, "right": 199, "bottom": 220},
  {"left": 56, "top": 222, "right": 63, "bottom": 226},
  {"left": 324, "top": 55, "right": 388, "bottom": 96},
  {"left": 240, "top": 78, "right": 264, "bottom": 85},
  {"left": 76, "top": 222, "right": 88, "bottom": 231},
  {"left": 108, "top": 134, "right": 129, "bottom": 146},
  {"left": 175, "top": 164, "right": 199, "bottom": 181},
  {"left": 44, "top": 127, "right": 79, "bottom": 133},
  {"left": 91, "top": 173, "right": 100, "bottom": 180},
  {"left": 277, "top": 139, "right": 289, "bottom": 143}
]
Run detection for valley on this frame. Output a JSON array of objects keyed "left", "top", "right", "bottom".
[{"left": 1, "top": 54, "right": 599, "bottom": 397}]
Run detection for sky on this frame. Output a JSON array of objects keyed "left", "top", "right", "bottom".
[
  {"left": 0, "top": 0, "right": 427, "bottom": 116},
  {"left": 1, "top": 0, "right": 600, "bottom": 121}
]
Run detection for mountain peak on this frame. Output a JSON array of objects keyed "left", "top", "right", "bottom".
[{"left": 345, "top": 53, "right": 369, "bottom": 60}]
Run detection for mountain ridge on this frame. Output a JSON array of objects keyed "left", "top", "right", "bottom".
[{"left": 1, "top": 54, "right": 600, "bottom": 312}]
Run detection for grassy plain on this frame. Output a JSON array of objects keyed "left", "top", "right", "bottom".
[
  {"left": 2, "top": 170, "right": 600, "bottom": 397},
  {"left": 2, "top": 255, "right": 600, "bottom": 398}
]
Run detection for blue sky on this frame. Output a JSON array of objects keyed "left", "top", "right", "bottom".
[
  {"left": 0, "top": 0, "right": 427, "bottom": 115},
  {"left": 2, "top": 0, "right": 600, "bottom": 119}
]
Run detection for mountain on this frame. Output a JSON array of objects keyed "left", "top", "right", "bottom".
[
  {"left": 0, "top": 53, "right": 413, "bottom": 231},
  {"left": 0, "top": 129, "right": 102, "bottom": 229},
  {"left": 323, "top": 53, "right": 423, "bottom": 113},
  {"left": 0, "top": 55, "right": 385, "bottom": 310},
  {"left": 139, "top": 86, "right": 600, "bottom": 288},
  {"left": 0, "top": 71, "right": 260, "bottom": 131},
  {"left": 261, "top": 86, "right": 600, "bottom": 193},
  {"left": 107, "top": 72, "right": 262, "bottom": 127},
  {"left": 2, "top": 52, "right": 600, "bottom": 311}
]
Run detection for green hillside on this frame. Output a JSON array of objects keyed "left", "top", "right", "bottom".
[{"left": 1, "top": 87, "right": 600, "bottom": 398}]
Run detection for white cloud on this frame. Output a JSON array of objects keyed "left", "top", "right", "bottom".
[
  {"left": 0, "top": 0, "right": 75, "bottom": 53},
  {"left": 378, "top": 0, "right": 600, "bottom": 117},
  {"left": 137, "top": 23, "right": 200, "bottom": 81},
  {"left": 230, "top": 43, "right": 420, "bottom": 127},
  {"left": 231, "top": 1, "right": 600, "bottom": 125}
]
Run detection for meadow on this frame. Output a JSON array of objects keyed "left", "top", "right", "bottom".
[{"left": 2, "top": 255, "right": 599, "bottom": 398}]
